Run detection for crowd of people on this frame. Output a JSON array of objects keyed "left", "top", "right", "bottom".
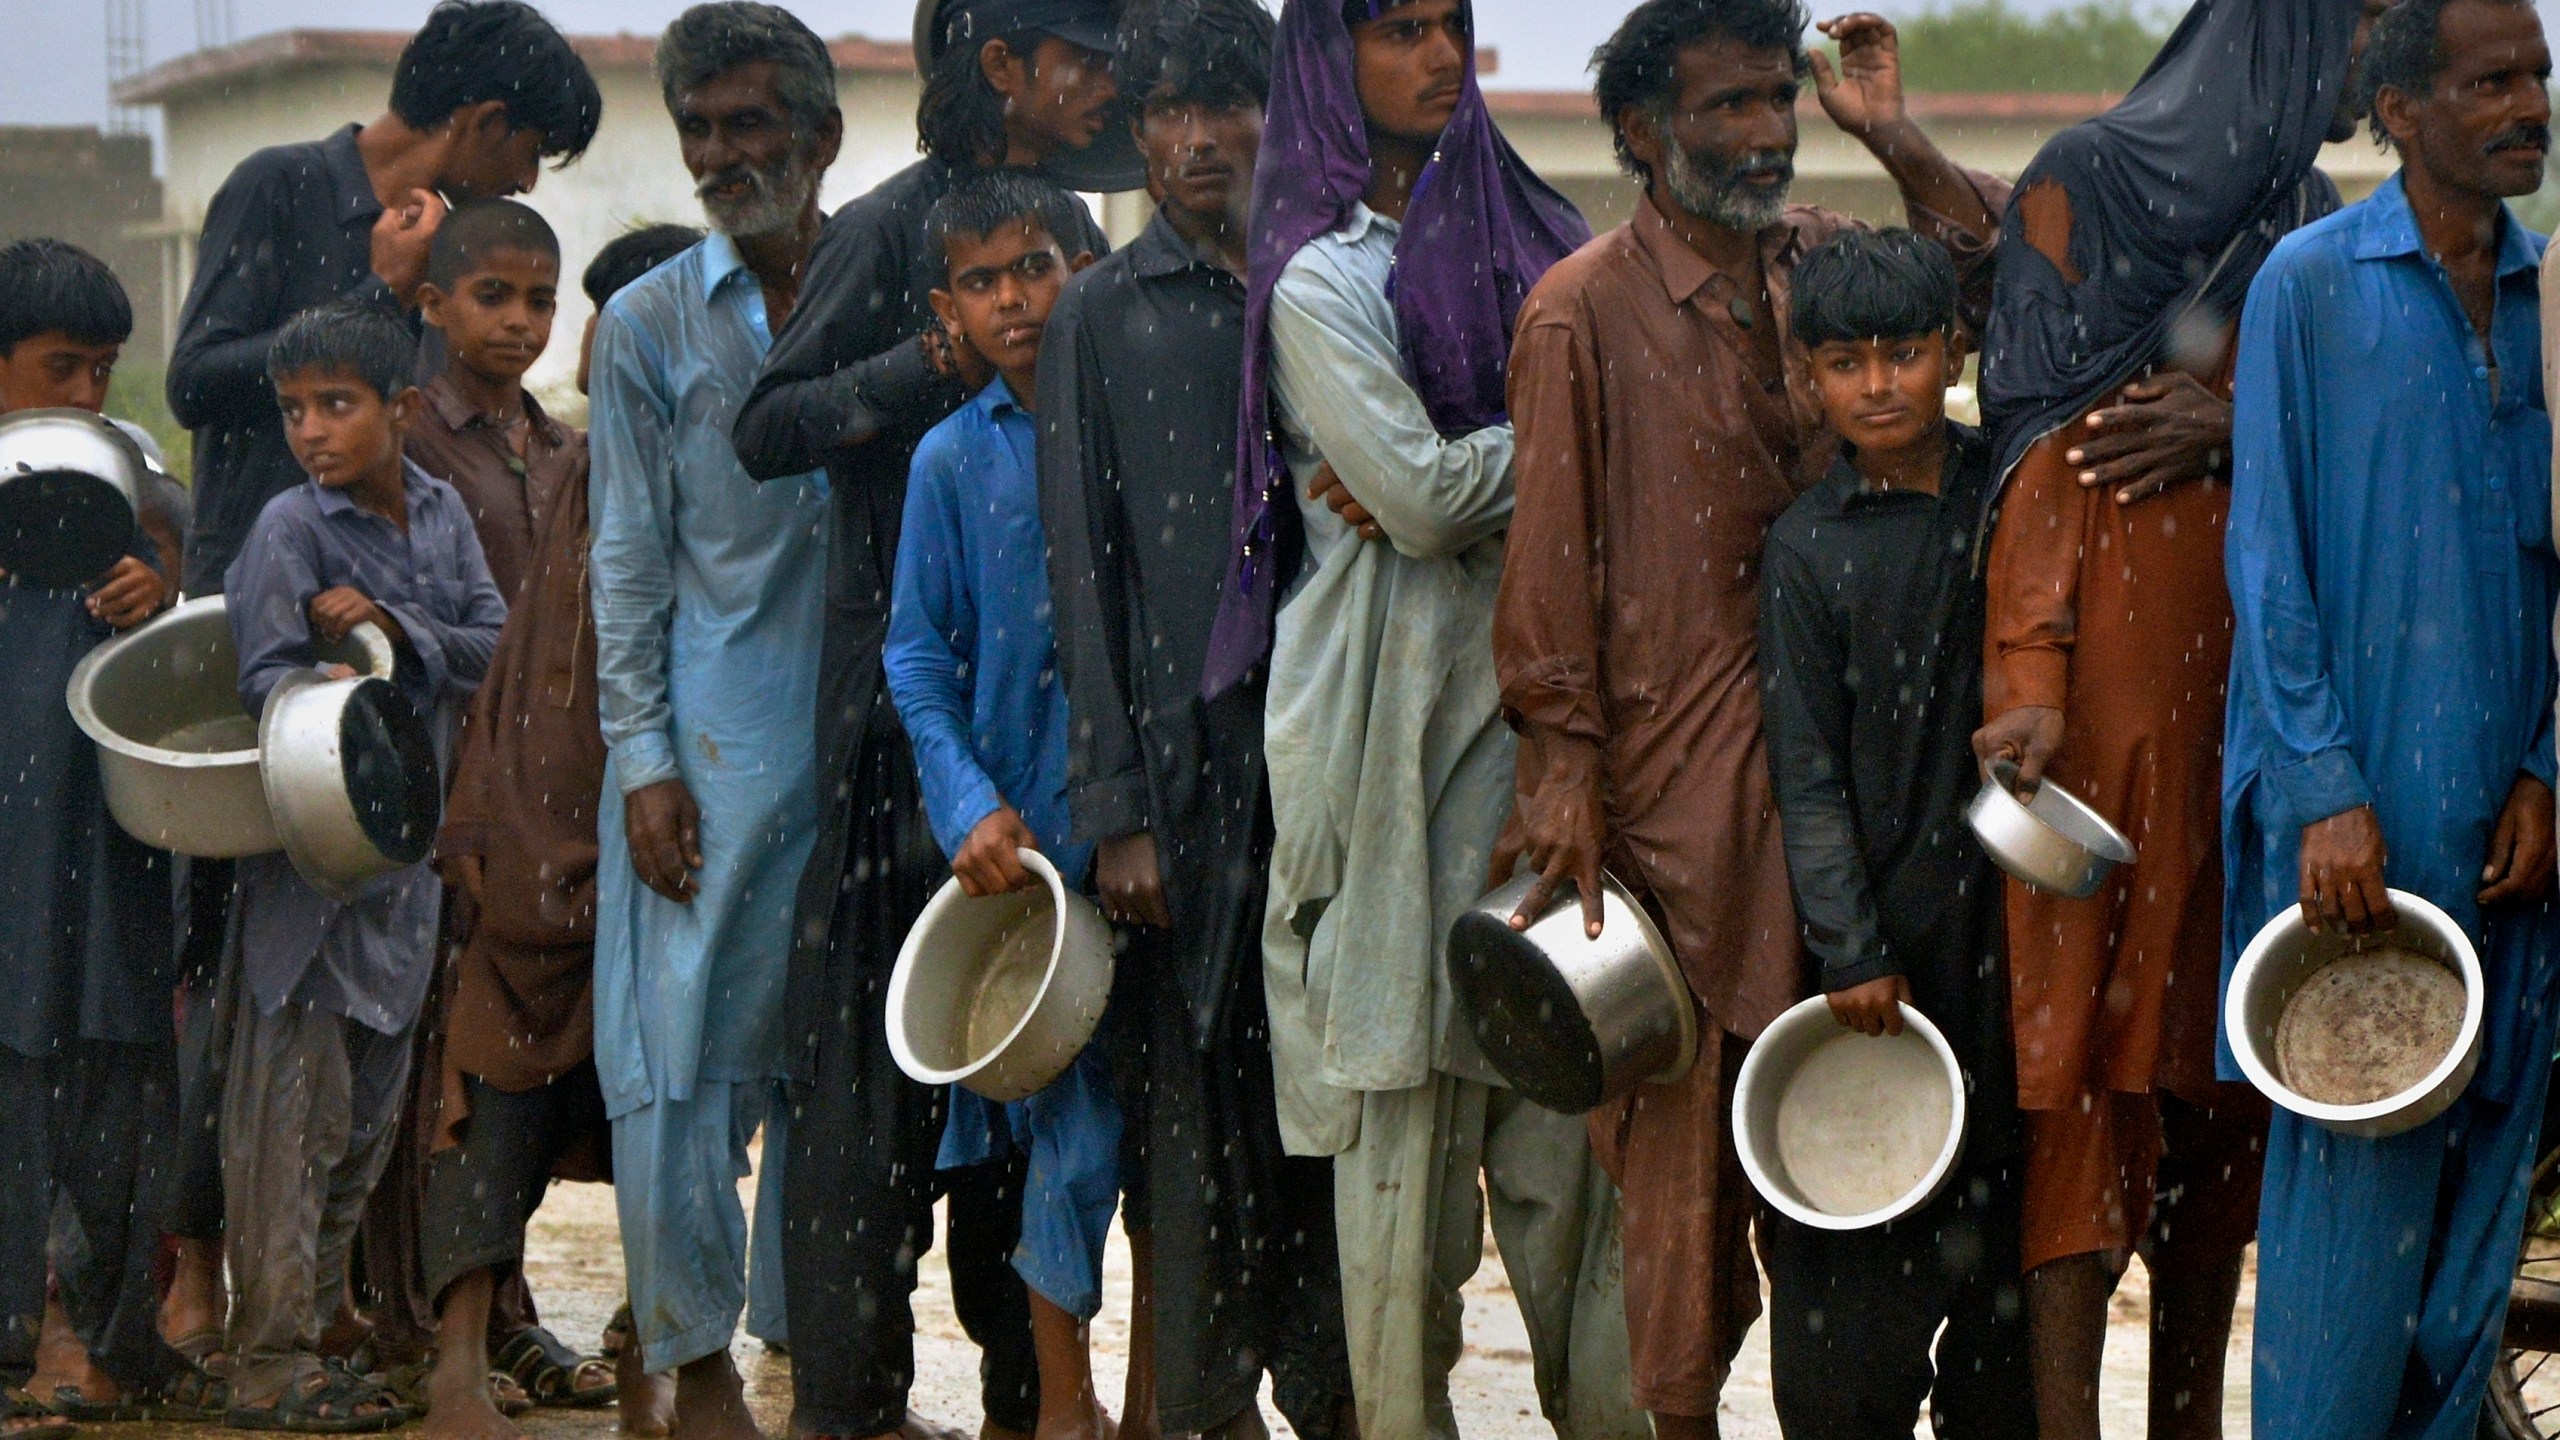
[{"left": 4, "top": 0, "right": 2557, "bottom": 1437}]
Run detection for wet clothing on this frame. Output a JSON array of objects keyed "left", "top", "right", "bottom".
[
  {"left": 169, "top": 124, "right": 405, "bottom": 594},
  {"left": 2226, "top": 175, "right": 2559, "bottom": 1440},
  {"left": 405, "top": 375, "right": 583, "bottom": 604},
  {"left": 417, "top": 1065, "right": 607, "bottom": 1303}
]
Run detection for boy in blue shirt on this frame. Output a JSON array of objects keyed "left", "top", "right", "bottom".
[{"left": 884, "top": 171, "right": 1126, "bottom": 1440}]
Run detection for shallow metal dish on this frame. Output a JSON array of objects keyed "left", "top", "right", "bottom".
[
  {"left": 1966, "top": 761, "right": 2137, "bottom": 898},
  {"left": 1734, "top": 995, "right": 1968, "bottom": 1231},
  {"left": 2225, "top": 888, "right": 2482, "bottom": 1138},
  {"left": 888, "top": 848, "right": 1116, "bottom": 1102},
  {"left": 0, "top": 407, "right": 145, "bottom": 588},
  {"left": 258, "top": 664, "right": 442, "bottom": 901},
  {"left": 1447, "top": 871, "right": 1698, "bottom": 1115}
]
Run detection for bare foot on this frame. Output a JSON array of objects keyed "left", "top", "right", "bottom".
[
  {"left": 31, "top": 1296, "right": 124, "bottom": 1411},
  {"left": 160, "top": 1237, "right": 227, "bottom": 1359},
  {"left": 1200, "top": 1407, "right": 1267, "bottom": 1440},
  {"left": 618, "top": 1346, "right": 676, "bottom": 1439},
  {"left": 421, "top": 1358, "right": 524, "bottom": 1440},
  {"left": 669, "top": 1352, "right": 760, "bottom": 1440},
  {"left": 836, "top": 1415, "right": 972, "bottom": 1440}
]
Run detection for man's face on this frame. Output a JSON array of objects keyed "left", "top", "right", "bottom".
[
  {"left": 1628, "top": 38, "right": 1802, "bottom": 233},
  {"left": 930, "top": 220, "right": 1073, "bottom": 382},
  {"left": 1351, "top": 0, "right": 1468, "bottom": 147},
  {"left": 991, "top": 35, "right": 1121, "bottom": 159},
  {"left": 676, "top": 60, "right": 841, "bottom": 236},
  {"left": 2389, "top": 0, "right": 2553, "bottom": 200},
  {"left": 1137, "top": 91, "right": 1265, "bottom": 228},
  {"left": 2332, "top": 0, "right": 2398, "bottom": 142},
  {"left": 275, "top": 367, "right": 415, "bottom": 490},
  {"left": 438, "top": 101, "right": 548, "bottom": 202},
  {"left": 418, "top": 246, "right": 559, "bottom": 389},
  {"left": 0, "top": 331, "right": 120, "bottom": 414},
  {"left": 1809, "top": 331, "right": 1959, "bottom": 456}
]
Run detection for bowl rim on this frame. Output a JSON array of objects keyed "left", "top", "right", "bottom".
[
  {"left": 886, "top": 846, "right": 1072, "bottom": 1086},
  {"left": 67, "top": 596, "right": 263, "bottom": 769},
  {"left": 2224, "top": 887, "right": 2485, "bottom": 1126},
  {"left": 1967, "top": 767, "right": 2137, "bottom": 869},
  {"left": 1733, "top": 994, "right": 1969, "bottom": 1231}
]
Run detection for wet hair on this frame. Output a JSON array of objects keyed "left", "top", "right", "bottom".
[
  {"left": 917, "top": 14, "right": 1046, "bottom": 163},
  {"left": 1592, "top": 0, "right": 1810, "bottom": 181},
  {"left": 924, "top": 171, "right": 1086, "bottom": 269},
  {"left": 656, "top": 3, "right": 840, "bottom": 134},
  {"left": 582, "top": 223, "right": 707, "bottom": 307},
  {"left": 391, "top": 1, "right": 602, "bottom": 163},
  {"left": 0, "top": 239, "right": 132, "bottom": 354},
  {"left": 1789, "top": 228, "right": 1958, "bottom": 348},
  {"left": 266, "top": 300, "right": 421, "bottom": 403},
  {"left": 426, "top": 199, "right": 562, "bottom": 291},
  {"left": 2361, "top": 0, "right": 2536, "bottom": 150},
  {"left": 1119, "top": 0, "right": 1275, "bottom": 112}
]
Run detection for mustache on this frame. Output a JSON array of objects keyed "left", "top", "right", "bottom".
[
  {"left": 696, "top": 164, "right": 775, "bottom": 202},
  {"left": 2488, "top": 123, "right": 2552, "bottom": 154},
  {"left": 1730, "top": 150, "right": 1793, "bottom": 180}
]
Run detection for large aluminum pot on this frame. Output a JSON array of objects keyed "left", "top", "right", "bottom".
[
  {"left": 258, "top": 664, "right": 442, "bottom": 901},
  {"left": 1966, "top": 760, "right": 2137, "bottom": 898},
  {"left": 66, "top": 597, "right": 397, "bottom": 857},
  {"left": 1734, "top": 995, "right": 1969, "bottom": 1231},
  {"left": 1446, "top": 872, "right": 1698, "bottom": 1115},
  {"left": 0, "top": 407, "right": 146, "bottom": 588},
  {"left": 2226, "top": 888, "right": 2483, "bottom": 1139},
  {"left": 887, "top": 849, "right": 1116, "bottom": 1102}
]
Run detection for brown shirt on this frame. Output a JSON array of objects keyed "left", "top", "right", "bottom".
[
  {"left": 404, "top": 373, "right": 582, "bottom": 603},
  {"left": 1497, "top": 187, "right": 2006, "bottom": 1041}
]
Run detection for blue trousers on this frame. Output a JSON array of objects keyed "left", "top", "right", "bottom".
[
  {"left": 940, "top": 1041, "right": 1123, "bottom": 1319},
  {"left": 613, "top": 1077, "right": 772, "bottom": 1371}
]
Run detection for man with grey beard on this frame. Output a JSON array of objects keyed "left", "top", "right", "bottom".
[
  {"left": 1491, "top": 2, "right": 2006, "bottom": 1434},
  {"left": 586, "top": 9, "right": 843, "bottom": 1440}
]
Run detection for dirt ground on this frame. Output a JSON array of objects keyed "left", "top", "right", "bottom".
[{"left": 493, "top": 1155, "right": 2253, "bottom": 1440}]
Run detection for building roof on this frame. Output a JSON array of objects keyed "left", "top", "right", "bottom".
[
  {"left": 115, "top": 28, "right": 915, "bottom": 106},
  {"left": 1481, "top": 89, "right": 2116, "bottom": 124}
]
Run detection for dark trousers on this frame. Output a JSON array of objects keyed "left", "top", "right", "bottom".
[
  {"left": 165, "top": 857, "right": 232, "bottom": 1243},
  {"left": 420, "top": 1064, "right": 609, "bottom": 1304},
  {"left": 782, "top": 730, "right": 1038, "bottom": 1437},
  {"left": 1759, "top": 1140, "right": 2035, "bottom": 1440},
  {"left": 0, "top": 1041, "right": 184, "bottom": 1396}
]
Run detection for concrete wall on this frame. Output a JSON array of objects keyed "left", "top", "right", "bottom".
[{"left": 0, "top": 128, "right": 166, "bottom": 362}]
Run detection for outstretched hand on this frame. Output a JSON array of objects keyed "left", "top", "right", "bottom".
[{"left": 1810, "top": 14, "right": 1909, "bottom": 140}]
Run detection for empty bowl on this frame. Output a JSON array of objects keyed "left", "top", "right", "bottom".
[
  {"left": 1735, "top": 995, "right": 1969, "bottom": 1230},
  {"left": 887, "top": 848, "right": 1115, "bottom": 1103}
]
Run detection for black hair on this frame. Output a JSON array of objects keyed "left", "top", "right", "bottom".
[
  {"left": 391, "top": 1, "right": 602, "bottom": 163},
  {"left": 266, "top": 300, "right": 421, "bottom": 403},
  {"left": 656, "top": 3, "right": 839, "bottom": 133},
  {"left": 1789, "top": 228, "right": 1958, "bottom": 348},
  {"left": 0, "top": 238, "right": 132, "bottom": 354},
  {"left": 1341, "top": 0, "right": 1435, "bottom": 28},
  {"left": 426, "top": 199, "right": 562, "bottom": 291},
  {"left": 1591, "top": 0, "right": 1810, "bottom": 181},
  {"left": 583, "top": 223, "right": 707, "bottom": 307},
  {"left": 2362, "top": 0, "right": 2535, "bottom": 151},
  {"left": 917, "top": 16, "right": 1045, "bottom": 163},
  {"left": 1119, "top": 0, "right": 1275, "bottom": 112},
  {"left": 924, "top": 171, "right": 1086, "bottom": 268}
]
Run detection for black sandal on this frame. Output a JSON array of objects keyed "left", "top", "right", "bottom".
[
  {"left": 493, "top": 1327, "right": 616, "bottom": 1409},
  {"left": 224, "top": 1364, "right": 406, "bottom": 1434},
  {"left": 151, "top": 1362, "right": 233, "bottom": 1423}
]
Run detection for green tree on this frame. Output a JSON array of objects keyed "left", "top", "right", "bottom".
[
  {"left": 107, "top": 364, "right": 190, "bottom": 485},
  {"left": 1886, "top": 0, "right": 2172, "bottom": 93}
]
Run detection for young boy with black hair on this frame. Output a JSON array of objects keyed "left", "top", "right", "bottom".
[
  {"left": 1754, "top": 227, "right": 2033, "bottom": 1437},
  {"left": 221, "top": 298, "right": 504, "bottom": 1433},
  {"left": 0, "top": 238, "right": 220, "bottom": 1440},
  {"left": 884, "top": 171, "right": 1127, "bottom": 1440}
]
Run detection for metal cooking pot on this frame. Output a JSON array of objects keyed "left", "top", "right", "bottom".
[
  {"left": 0, "top": 407, "right": 147, "bottom": 588},
  {"left": 2225, "top": 888, "right": 2483, "bottom": 1139},
  {"left": 258, "top": 659, "right": 442, "bottom": 902},
  {"left": 1446, "top": 871, "right": 1698, "bottom": 1115},
  {"left": 1734, "top": 994, "right": 1969, "bottom": 1230},
  {"left": 887, "top": 848, "right": 1117, "bottom": 1102},
  {"left": 1965, "top": 760, "right": 2137, "bottom": 898},
  {"left": 66, "top": 597, "right": 400, "bottom": 858}
]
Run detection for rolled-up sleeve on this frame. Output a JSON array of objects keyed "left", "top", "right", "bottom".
[
  {"left": 587, "top": 305, "right": 683, "bottom": 796},
  {"left": 1494, "top": 306, "right": 1608, "bottom": 751},
  {"left": 886, "top": 433, "right": 1005, "bottom": 861}
]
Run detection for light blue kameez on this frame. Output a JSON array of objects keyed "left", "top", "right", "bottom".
[{"left": 589, "top": 232, "right": 831, "bottom": 1370}]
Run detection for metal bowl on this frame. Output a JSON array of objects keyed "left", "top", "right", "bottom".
[
  {"left": 0, "top": 407, "right": 146, "bottom": 588},
  {"left": 1966, "top": 761, "right": 2137, "bottom": 898},
  {"left": 1446, "top": 871, "right": 1698, "bottom": 1115},
  {"left": 2225, "top": 888, "right": 2482, "bottom": 1138},
  {"left": 258, "top": 666, "right": 442, "bottom": 901},
  {"left": 887, "top": 848, "right": 1116, "bottom": 1102},
  {"left": 1734, "top": 995, "right": 1969, "bottom": 1231},
  {"left": 66, "top": 597, "right": 397, "bottom": 857}
]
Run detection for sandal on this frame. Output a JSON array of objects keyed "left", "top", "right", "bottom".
[
  {"left": 39, "top": 1388, "right": 145, "bottom": 1424},
  {"left": 224, "top": 1364, "right": 407, "bottom": 1434},
  {"left": 150, "top": 1362, "right": 233, "bottom": 1423},
  {"left": 0, "top": 1393, "right": 74, "bottom": 1440},
  {"left": 166, "top": 1329, "right": 225, "bottom": 1368},
  {"left": 488, "top": 1373, "right": 532, "bottom": 1419},
  {"left": 493, "top": 1327, "right": 616, "bottom": 1408},
  {"left": 598, "top": 1305, "right": 635, "bottom": 1363}
]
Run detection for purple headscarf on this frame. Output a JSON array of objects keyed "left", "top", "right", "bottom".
[{"left": 1198, "top": 0, "right": 1589, "bottom": 699}]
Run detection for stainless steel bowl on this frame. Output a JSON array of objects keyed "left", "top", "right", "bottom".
[
  {"left": 1966, "top": 761, "right": 2137, "bottom": 898},
  {"left": 258, "top": 665, "right": 442, "bottom": 901},
  {"left": 0, "top": 407, "right": 146, "bottom": 588},
  {"left": 887, "top": 849, "right": 1117, "bottom": 1102},
  {"left": 1734, "top": 995, "right": 1969, "bottom": 1230},
  {"left": 1446, "top": 872, "right": 1698, "bottom": 1115},
  {"left": 66, "top": 597, "right": 397, "bottom": 857},
  {"left": 2225, "top": 888, "right": 2482, "bottom": 1138}
]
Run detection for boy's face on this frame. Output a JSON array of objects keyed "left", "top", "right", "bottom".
[
  {"left": 0, "top": 331, "right": 121, "bottom": 414},
  {"left": 930, "top": 220, "right": 1080, "bottom": 384},
  {"left": 1809, "top": 331, "right": 1961, "bottom": 457},
  {"left": 1351, "top": 0, "right": 1467, "bottom": 146},
  {"left": 1137, "top": 92, "right": 1264, "bottom": 226},
  {"left": 275, "top": 367, "right": 420, "bottom": 491},
  {"left": 419, "top": 245, "right": 560, "bottom": 389}
]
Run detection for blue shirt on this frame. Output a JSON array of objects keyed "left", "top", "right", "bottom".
[
  {"left": 886, "top": 376, "right": 1091, "bottom": 886},
  {"left": 2223, "top": 173, "right": 2558, "bottom": 1096},
  {"left": 224, "top": 461, "right": 507, "bottom": 1032}
]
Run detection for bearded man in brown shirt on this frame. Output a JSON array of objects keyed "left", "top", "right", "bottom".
[{"left": 1492, "top": 1, "right": 2006, "bottom": 1433}]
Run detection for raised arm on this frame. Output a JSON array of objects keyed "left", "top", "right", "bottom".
[{"left": 1811, "top": 15, "right": 2003, "bottom": 253}]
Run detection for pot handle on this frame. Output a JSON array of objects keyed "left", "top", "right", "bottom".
[{"left": 347, "top": 621, "right": 397, "bottom": 681}]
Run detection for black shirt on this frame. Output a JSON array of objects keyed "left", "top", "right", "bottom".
[
  {"left": 167, "top": 124, "right": 400, "bottom": 594},
  {"left": 1758, "top": 422, "right": 2009, "bottom": 1078}
]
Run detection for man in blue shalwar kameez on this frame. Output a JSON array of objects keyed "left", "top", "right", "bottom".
[{"left": 2224, "top": 2, "right": 2559, "bottom": 1434}]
